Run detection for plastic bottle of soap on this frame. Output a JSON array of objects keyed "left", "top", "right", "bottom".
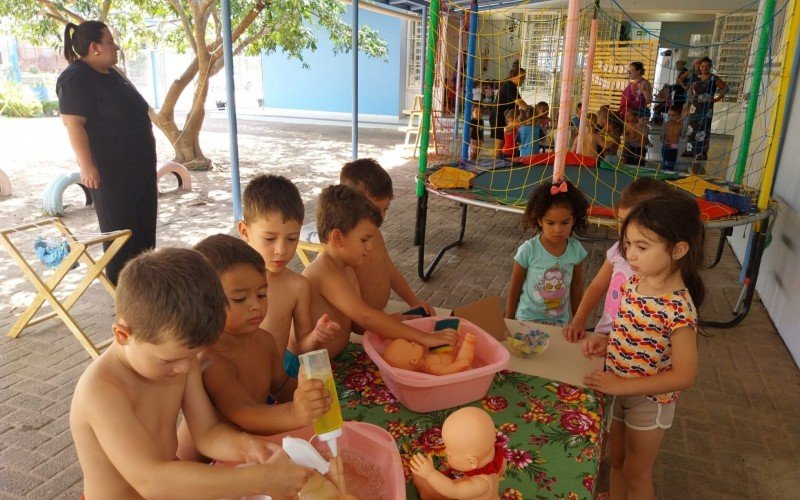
[{"left": 299, "top": 349, "right": 344, "bottom": 457}]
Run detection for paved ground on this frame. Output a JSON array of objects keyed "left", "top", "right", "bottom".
[{"left": 1, "top": 115, "right": 799, "bottom": 499}]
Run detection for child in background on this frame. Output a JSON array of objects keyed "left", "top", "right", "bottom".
[
  {"left": 469, "top": 105, "right": 483, "bottom": 160},
  {"left": 339, "top": 158, "right": 434, "bottom": 318},
  {"left": 176, "top": 235, "right": 332, "bottom": 461},
  {"left": 70, "top": 248, "right": 310, "bottom": 499},
  {"left": 622, "top": 109, "right": 648, "bottom": 166},
  {"left": 601, "top": 111, "right": 624, "bottom": 163},
  {"left": 517, "top": 107, "right": 535, "bottom": 157},
  {"left": 662, "top": 104, "right": 683, "bottom": 170},
  {"left": 501, "top": 108, "right": 520, "bottom": 158},
  {"left": 535, "top": 101, "right": 552, "bottom": 152},
  {"left": 563, "top": 178, "right": 672, "bottom": 342},
  {"left": 506, "top": 181, "right": 589, "bottom": 325},
  {"left": 571, "top": 112, "right": 601, "bottom": 159},
  {"left": 583, "top": 192, "right": 704, "bottom": 500},
  {"left": 570, "top": 101, "right": 582, "bottom": 143},
  {"left": 304, "top": 185, "right": 457, "bottom": 359},
  {"left": 237, "top": 175, "right": 339, "bottom": 378}
]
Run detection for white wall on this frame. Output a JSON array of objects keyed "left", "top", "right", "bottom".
[{"left": 747, "top": 83, "right": 800, "bottom": 366}]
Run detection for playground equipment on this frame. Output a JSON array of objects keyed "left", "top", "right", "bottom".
[
  {"left": 157, "top": 161, "right": 193, "bottom": 191},
  {"left": 43, "top": 172, "right": 92, "bottom": 216},
  {"left": 0, "top": 169, "right": 11, "bottom": 196},
  {"left": 42, "top": 161, "right": 192, "bottom": 216},
  {"left": 413, "top": 0, "right": 797, "bottom": 328}
]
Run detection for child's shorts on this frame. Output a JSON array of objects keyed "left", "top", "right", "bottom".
[{"left": 609, "top": 395, "right": 675, "bottom": 431}]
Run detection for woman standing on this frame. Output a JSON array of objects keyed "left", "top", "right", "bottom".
[
  {"left": 618, "top": 61, "right": 652, "bottom": 124},
  {"left": 492, "top": 68, "right": 528, "bottom": 158},
  {"left": 684, "top": 57, "right": 728, "bottom": 161},
  {"left": 57, "top": 21, "right": 157, "bottom": 285}
]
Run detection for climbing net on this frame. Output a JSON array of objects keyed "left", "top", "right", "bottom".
[{"left": 420, "top": 0, "right": 795, "bottom": 224}]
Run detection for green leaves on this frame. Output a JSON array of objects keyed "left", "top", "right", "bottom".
[{"left": 2, "top": 0, "right": 387, "bottom": 62}]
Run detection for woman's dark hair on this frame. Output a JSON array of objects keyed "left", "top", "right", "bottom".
[
  {"left": 630, "top": 61, "right": 645, "bottom": 74},
  {"left": 63, "top": 21, "right": 107, "bottom": 63},
  {"left": 523, "top": 180, "right": 588, "bottom": 233},
  {"left": 699, "top": 56, "right": 713, "bottom": 66},
  {"left": 619, "top": 192, "right": 706, "bottom": 308}
]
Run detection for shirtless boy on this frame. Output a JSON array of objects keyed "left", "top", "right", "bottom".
[
  {"left": 176, "top": 235, "right": 332, "bottom": 460},
  {"left": 70, "top": 248, "right": 310, "bottom": 499},
  {"left": 662, "top": 104, "right": 683, "bottom": 170},
  {"left": 303, "top": 185, "right": 457, "bottom": 359},
  {"left": 339, "top": 158, "right": 433, "bottom": 316},
  {"left": 238, "top": 175, "right": 339, "bottom": 378}
]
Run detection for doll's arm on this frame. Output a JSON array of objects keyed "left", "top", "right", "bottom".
[{"left": 409, "top": 454, "right": 492, "bottom": 498}]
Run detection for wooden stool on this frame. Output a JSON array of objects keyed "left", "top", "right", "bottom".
[{"left": 0, "top": 218, "right": 131, "bottom": 358}]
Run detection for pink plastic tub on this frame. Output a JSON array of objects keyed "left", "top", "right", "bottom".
[
  {"left": 219, "top": 421, "right": 404, "bottom": 500},
  {"left": 363, "top": 316, "right": 510, "bottom": 413}
]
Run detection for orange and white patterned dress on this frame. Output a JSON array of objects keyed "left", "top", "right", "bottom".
[{"left": 605, "top": 275, "right": 698, "bottom": 404}]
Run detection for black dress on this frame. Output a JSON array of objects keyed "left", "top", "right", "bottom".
[
  {"left": 57, "top": 60, "right": 157, "bottom": 284},
  {"left": 491, "top": 80, "right": 519, "bottom": 140}
]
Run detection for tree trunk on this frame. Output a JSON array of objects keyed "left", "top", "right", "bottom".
[{"left": 151, "top": 56, "right": 214, "bottom": 171}]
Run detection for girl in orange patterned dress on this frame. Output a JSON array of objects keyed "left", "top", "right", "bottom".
[{"left": 581, "top": 191, "right": 705, "bottom": 500}]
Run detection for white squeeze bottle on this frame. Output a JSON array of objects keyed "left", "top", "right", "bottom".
[{"left": 299, "top": 349, "right": 344, "bottom": 457}]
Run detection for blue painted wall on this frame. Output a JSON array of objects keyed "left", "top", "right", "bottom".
[{"left": 261, "top": 7, "right": 403, "bottom": 117}]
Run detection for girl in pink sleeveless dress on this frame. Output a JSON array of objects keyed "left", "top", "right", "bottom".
[{"left": 563, "top": 178, "right": 672, "bottom": 341}]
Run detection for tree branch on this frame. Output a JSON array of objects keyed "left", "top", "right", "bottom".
[
  {"left": 210, "top": 24, "right": 269, "bottom": 75},
  {"left": 37, "top": 0, "right": 85, "bottom": 24},
  {"left": 169, "top": 0, "right": 198, "bottom": 53},
  {"left": 99, "top": 0, "right": 112, "bottom": 21},
  {"left": 211, "top": 7, "right": 222, "bottom": 43},
  {"left": 208, "top": 0, "right": 267, "bottom": 63}
]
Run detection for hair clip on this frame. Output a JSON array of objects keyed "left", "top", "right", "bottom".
[{"left": 550, "top": 181, "right": 568, "bottom": 195}]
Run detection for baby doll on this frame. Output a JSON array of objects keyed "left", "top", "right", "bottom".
[
  {"left": 383, "top": 332, "right": 476, "bottom": 376},
  {"left": 410, "top": 407, "right": 504, "bottom": 500}
]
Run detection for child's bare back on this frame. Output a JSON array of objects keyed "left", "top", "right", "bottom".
[
  {"left": 304, "top": 251, "right": 357, "bottom": 358},
  {"left": 353, "top": 230, "right": 392, "bottom": 311},
  {"left": 71, "top": 346, "right": 188, "bottom": 498}
]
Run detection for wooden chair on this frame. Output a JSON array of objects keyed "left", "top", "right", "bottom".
[
  {"left": 295, "top": 241, "right": 322, "bottom": 268},
  {"left": 0, "top": 218, "right": 131, "bottom": 358}
]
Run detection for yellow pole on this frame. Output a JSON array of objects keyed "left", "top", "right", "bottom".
[{"left": 758, "top": 0, "right": 799, "bottom": 212}]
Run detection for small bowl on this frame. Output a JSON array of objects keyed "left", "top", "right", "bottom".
[{"left": 506, "top": 329, "right": 550, "bottom": 358}]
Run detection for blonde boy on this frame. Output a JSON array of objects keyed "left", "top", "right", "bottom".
[
  {"left": 237, "top": 175, "right": 339, "bottom": 378},
  {"left": 176, "top": 235, "right": 331, "bottom": 461},
  {"left": 303, "top": 185, "right": 457, "bottom": 359},
  {"left": 339, "top": 158, "right": 433, "bottom": 317},
  {"left": 70, "top": 248, "right": 310, "bottom": 499}
]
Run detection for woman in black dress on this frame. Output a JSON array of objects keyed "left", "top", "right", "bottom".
[
  {"left": 684, "top": 57, "right": 728, "bottom": 161},
  {"left": 57, "top": 21, "right": 157, "bottom": 285},
  {"left": 491, "top": 67, "right": 528, "bottom": 158}
]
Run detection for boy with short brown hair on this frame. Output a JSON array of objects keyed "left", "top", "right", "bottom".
[
  {"left": 176, "top": 235, "right": 331, "bottom": 460},
  {"left": 304, "top": 185, "right": 456, "bottom": 359},
  {"left": 339, "top": 158, "right": 433, "bottom": 317},
  {"left": 238, "top": 175, "right": 338, "bottom": 379},
  {"left": 70, "top": 248, "right": 310, "bottom": 499}
]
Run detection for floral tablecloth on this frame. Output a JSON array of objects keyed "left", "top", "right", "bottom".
[{"left": 332, "top": 343, "right": 606, "bottom": 500}]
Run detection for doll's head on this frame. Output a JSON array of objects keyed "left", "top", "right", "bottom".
[
  {"left": 441, "top": 407, "right": 497, "bottom": 472},
  {"left": 383, "top": 339, "right": 425, "bottom": 371}
]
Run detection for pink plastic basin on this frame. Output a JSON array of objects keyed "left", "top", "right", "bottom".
[
  {"left": 218, "top": 421, "right": 404, "bottom": 500},
  {"left": 363, "top": 316, "right": 510, "bottom": 413}
]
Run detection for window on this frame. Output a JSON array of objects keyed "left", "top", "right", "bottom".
[{"left": 407, "top": 20, "right": 423, "bottom": 89}]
